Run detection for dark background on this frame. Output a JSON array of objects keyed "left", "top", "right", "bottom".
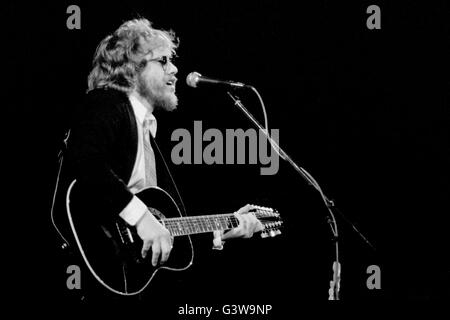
[{"left": 7, "top": 0, "right": 450, "bottom": 309}]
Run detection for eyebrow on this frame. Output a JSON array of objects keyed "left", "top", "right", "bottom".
[{"left": 144, "top": 52, "right": 173, "bottom": 60}]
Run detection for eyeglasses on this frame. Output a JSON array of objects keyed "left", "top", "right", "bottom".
[{"left": 146, "top": 55, "right": 176, "bottom": 72}]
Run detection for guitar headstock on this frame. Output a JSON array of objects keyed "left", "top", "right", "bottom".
[{"left": 251, "top": 205, "right": 283, "bottom": 238}]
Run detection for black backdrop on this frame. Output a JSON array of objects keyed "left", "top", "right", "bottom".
[{"left": 7, "top": 0, "right": 450, "bottom": 309}]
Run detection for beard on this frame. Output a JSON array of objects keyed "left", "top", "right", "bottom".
[{"left": 136, "top": 74, "right": 178, "bottom": 112}]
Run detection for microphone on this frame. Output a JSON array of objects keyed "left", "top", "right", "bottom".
[{"left": 186, "top": 71, "right": 247, "bottom": 88}]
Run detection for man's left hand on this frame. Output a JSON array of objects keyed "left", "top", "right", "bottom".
[{"left": 222, "top": 204, "right": 264, "bottom": 240}]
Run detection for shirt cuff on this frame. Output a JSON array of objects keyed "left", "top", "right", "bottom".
[{"left": 119, "top": 196, "right": 148, "bottom": 226}]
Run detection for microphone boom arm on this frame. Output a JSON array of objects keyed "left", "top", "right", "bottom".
[{"left": 226, "top": 91, "right": 330, "bottom": 205}]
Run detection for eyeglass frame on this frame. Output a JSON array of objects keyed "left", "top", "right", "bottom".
[{"left": 145, "top": 55, "right": 177, "bottom": 72}]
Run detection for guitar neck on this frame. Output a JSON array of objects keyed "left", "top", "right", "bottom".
[{"left": 161, "top": 214, "right": 239, "bottom": 237}]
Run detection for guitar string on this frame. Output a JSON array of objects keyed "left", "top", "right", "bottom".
[
  {"left": 161, "top": 214, "right": 281, "bottom": 236},
  {"left": 161, "top": 212, "right": 277, "bottom": 224},
  {"left": 161, "top": 213, "right": 280, "bottom": 227},
  {"left": 162, "top": 218, "right": 279, "bottom": 228},
  {"left": 161, "top": 215, "right": 279, "bottom": 229},
  {"left": 163, "top": 215, "right": 237, "bottom": 233},
  {"left": 143, "top": 209, "right": 281, "bottom": 236}
]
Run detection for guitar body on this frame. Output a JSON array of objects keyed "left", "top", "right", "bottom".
[{"left": 65, "top": 180, "right": 193, "bottom": 296}]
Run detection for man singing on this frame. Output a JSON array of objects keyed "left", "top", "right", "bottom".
[{"left": 62, "top": 18, "right": 263, "bottom": 299}]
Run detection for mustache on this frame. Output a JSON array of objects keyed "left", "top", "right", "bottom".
[{"left": 137, "top": 76, "right": 178, "bottom": 111}]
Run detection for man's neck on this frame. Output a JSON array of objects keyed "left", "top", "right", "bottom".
[{"left": 130, "top": 90, "right": 154, "bottom": 113}]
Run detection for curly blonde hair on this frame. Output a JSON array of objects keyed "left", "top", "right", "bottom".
[{"left": 87, "top": 18, "right": 178, "bottom": 93}]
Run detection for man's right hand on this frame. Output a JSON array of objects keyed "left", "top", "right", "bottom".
[{"left": 136, "top": 211, "right": 172, "bottom": 266}]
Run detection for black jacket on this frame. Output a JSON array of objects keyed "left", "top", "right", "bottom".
[{"left": 65, "top": 88, "right": 179, "bottom": 221}]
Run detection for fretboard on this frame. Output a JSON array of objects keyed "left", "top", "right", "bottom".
[{"left": 162, "top": 214, "right": 239, "bottom": 237}]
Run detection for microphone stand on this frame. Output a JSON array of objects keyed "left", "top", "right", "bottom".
[{"left": 226, "top": 90, "right": 375, "bottom": 300}]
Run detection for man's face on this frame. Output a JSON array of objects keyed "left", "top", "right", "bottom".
[{"left": 137, "top": 46, "right": 178, "bottom": 111}]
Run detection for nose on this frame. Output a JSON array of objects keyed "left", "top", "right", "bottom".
[{"left": 167, "top": 61, "right": 178, "bottom": 75}]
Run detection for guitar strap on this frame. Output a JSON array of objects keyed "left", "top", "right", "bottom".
[{"left": 150, "top": 134, "right": 188, "bottom": 217}]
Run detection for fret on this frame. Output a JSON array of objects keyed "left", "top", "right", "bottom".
[
  {"left": 170, "top": 220, "right": 176, "bottom": 236},
  {"left": 166, "top": 223, "right": 174, "bottom": 236},
  {"left": 203, "top": 217, "right": 210, "bottom": 232},
  {"left": 213, "top": 217, "right": 221, "bottom": 231},
  {"left": 228, "top": 215, "right": 239, "bottom": 228},
  {"left": 225, "top": 216, "right": 232, "bottom": 229},
  {"left": 195, "top": 218, "right": 201, "bottom": 232},
  {"left": 194, "top": 217, "right": 202, "bottom": 233},
  {"left": 191, "top": 218, "right": 199, "bottom": 234},
  {"left": 193, "top": 217, "right": 201, "bottom": 233},
  {"left": 172, "top": 222, "right": 178, "bottom": 236},
  {"left": 205, "top": 217, "right": 212, "bottom": 231},
  {"left": 214, "top": 216, "right": 221, "bottom": 230},
  {"left": 220, "top": 216, "right": 228, "bottom": 230},
  {"left": 176, "top": 221, "right": 183, "bottom": 236},
  {"left": 200, "top": 217, "right": 207, "bottom": 233},
  {"left": 186, "top": 218, "right": 193, "bottom": 235},
  {"left": 187, "top": 218, "right": 193, "bottom": 233},
  {"left": 185, "top": 218, "right": 193, "bottom": 235},
  {"left": 207, "top": 217, "right": 214, "bottom": 231}
]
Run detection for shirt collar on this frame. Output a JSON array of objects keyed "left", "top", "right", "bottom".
[{"left": 128, "top": 93, "right": 157, "bottom": 137}]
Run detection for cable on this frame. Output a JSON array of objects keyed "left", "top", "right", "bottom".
[
  {"left": 248, "top": 85, "right": 269, "bottom": 134},
  {"left": 50, "top": 130, "right": 71, "bottom": 249}
]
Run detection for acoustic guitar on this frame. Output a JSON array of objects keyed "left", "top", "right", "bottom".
[{"left": 58, "top": 180, "right": 283, "bottom": 296}]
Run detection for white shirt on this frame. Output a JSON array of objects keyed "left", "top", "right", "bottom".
[
  {"left": 120, "top": 95, "right": 221, "bottom": 247},
  {"left": 119, "top": 93, "right": 157, "bottom": 226}
]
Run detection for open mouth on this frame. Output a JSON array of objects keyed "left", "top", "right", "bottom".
[{"left": 166, "top": 79, "right": 177, "bottom": 87}]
